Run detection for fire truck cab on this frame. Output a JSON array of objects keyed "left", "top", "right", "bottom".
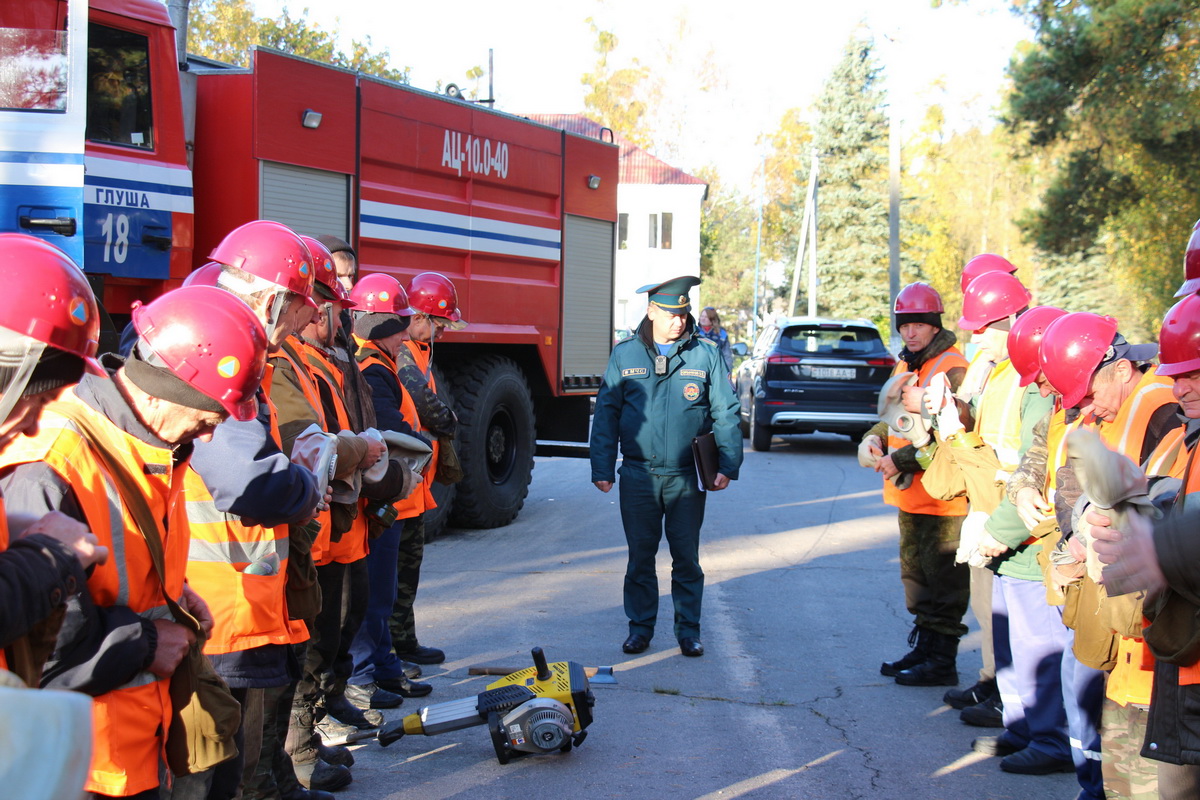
[{"left": 0, "top": 0, "right": 618, "bottom": 532}]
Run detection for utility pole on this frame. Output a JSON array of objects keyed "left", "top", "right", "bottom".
[
  {"left": 788, "top": 148, "right": 819, "bottom": 316},
  {"left": 752, "top": 153, "right": 763, "bottom": 341}
]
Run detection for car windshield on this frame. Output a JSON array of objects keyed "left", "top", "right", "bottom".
[{"left": 778, "top": 326, "right": 881, "bottom": 355}]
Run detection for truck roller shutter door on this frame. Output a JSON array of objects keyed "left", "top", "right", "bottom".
[
  {"left": 260, "top": 161, "right": 350, "bottom": 240},
  {"left": 562, "top": 214, "right": 614, "bottom": 392}
]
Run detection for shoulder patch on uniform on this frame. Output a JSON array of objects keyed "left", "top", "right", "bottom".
[
  {"left": 698, "top": 337, "right": 717, "bottom": 347},
  {"left": 680, "top": 368, "right": 707, "bottom": 379},
  {"left": 621, "top": 367, "right": 649, "bottom": 377}
]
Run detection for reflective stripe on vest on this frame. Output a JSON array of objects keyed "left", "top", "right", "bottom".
[
  {"left": 882, "top": 347, "right": 970, "bottom": 515},
  {"left": 357, "top": 344, "right": 426, "bottom": 520},
  {"left": 974, "top": 359, "right": 1025, "bottom": 471},
  {"left": 300, "top": 340, "right": 369, "bottom": 564},
  {"left": 0, "top": 392, "right": 185, "bottom": 796}
]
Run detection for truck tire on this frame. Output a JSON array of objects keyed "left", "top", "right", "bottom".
[
  {"left": 750, "top": 401, "right": 773, "bottom": 452},
  {"left": 447, "top": 356, "right": 536, "bottom": 529},
  {"left": 421, "top": 365, "right": 457, "bottom": 540}
]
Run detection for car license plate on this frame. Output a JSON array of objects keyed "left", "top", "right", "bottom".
[{"left": 811, "top": 366, "right": 855, "bottom": 380}]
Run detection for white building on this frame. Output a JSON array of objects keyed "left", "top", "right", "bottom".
[{"left": 526, "top": 115, "right": 708, "bottom": 338}]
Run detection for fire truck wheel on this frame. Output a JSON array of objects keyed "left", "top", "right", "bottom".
[{"left": 447, "top": 356, "right": 536, "bottom": 529}]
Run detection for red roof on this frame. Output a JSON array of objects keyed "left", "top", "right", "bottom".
[{"left": 525, "top": 114, "right": 707, "bottom": 188}]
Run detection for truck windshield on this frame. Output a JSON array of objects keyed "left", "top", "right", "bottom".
[
  {"left": 0, "top": 23, "right": 68, "bottom": 111},
  {"left": 86, "top": 22, "right": 153, "bottom": 149}
]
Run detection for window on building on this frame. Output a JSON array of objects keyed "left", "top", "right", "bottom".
[
  {"left": 661, "top": 212, "right": 673, "bottom": 250},
  {"left": 648, "top": 214, "right": 658, "bottom": 249},
  {"left": 618, "top": 213, "right": 628, "bottom": 250},
  {"left": 86, "top": 23, "right": 154, "bottom": 148}
]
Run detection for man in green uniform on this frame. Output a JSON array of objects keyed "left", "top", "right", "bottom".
[{"left": 590, "top": 275, "right": 743, "bottom": 658}]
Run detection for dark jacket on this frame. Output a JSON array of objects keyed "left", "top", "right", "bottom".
[
  {"left": 0, "top": 531, "right": 87, "bottom": 650},
  {"left": 591, "top": 316, "right": 742, "bottom": 481}
]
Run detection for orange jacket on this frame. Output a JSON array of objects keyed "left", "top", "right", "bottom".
[
  {"left": 356, "top": 341, "right": 427, "bottom": 520},
  {"left": 273, "top": 339, "right": 334, "bottom": 565},
  {"left": 182, "top": 366, "right": 308, "bottom": 654},
  {"left": 0, "top": 391, "right": 188, "bottom": 797},
  {"left": 298, "top": 340, "right": 369, "bottom": 564},
  {"left": 883, "top": 348, "right": 970, "bottom": 516},
  {"left": 401, "top": 339, "right": 441, "bottom": 511}
]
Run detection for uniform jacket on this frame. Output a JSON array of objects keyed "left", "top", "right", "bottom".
[{"left": 590, "top": 316, "right": 742, "bottom": 482}]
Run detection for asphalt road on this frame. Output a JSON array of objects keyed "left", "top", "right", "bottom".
[{"left": 342, "top": 433, "right": 1078, "bottom": 799}]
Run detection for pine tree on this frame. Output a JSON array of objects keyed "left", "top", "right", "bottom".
[{"left": 800, "top": 37, "right": 890, "bottom": 322}]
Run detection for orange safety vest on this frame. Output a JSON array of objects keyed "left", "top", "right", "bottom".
[
  {"left": 1093, "top": 373, "right": 1175, "bottom": 704},
  {"left": 882, "top": 348, "right": 970, "bottom": 515},
  {"left": 1099, "top": 372, "right": 1178, "bottom": 464},
  {"left": 298, "top": 340, "right": 369, "bottom": 564},
  {"left": 183, "top": 365, "right": 308, "bottom": 654},
  {"left": 1143, "top": 423, "right": 1189, "bottom": 480},
  {"left": 973, "top": 359, "right": 1025, "bottom": 472},
  {"left": 0, "top": 391, "right": 188, "bottom": 797},
  {"left": 355, "top": 339, "right": 426, "bottom": 520},
  {"left": 402, "top": 339, "right": 441, "bottom": 511},
  {"left": 273, "top": 339, "right": 334, "bottom": 565}
]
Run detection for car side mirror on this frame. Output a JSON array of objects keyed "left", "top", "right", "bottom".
[{"left": 731, "top": 342, "right": 748, "bottom": 357}]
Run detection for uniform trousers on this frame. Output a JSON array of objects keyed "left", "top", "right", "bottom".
[
  {"left": 970, "top": 564, "right": 995, "bottom": 682},
  {"left": 618, "top": 469, "right": 706, "bottom": 641},
  {"left": 349, "top": 518, "right": 408, "bottom": 684},
  {"left": 993, "top": 574, "right": 1070, "bottom": 760},
  {"left": 388, "top": 514, "right": 426, "bottom": 653},
  {"left": 898, "top": 510, "right": 969, "bottom": 637},
  {"left": 1060, "top": 628, "right": 1105, "bottom": 799}
]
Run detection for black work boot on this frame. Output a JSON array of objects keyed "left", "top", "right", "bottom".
[
  {"left": 895, "top": 631, "right": 959, "bottom": 687},
  {"left": 880, "top": 626, "right": 930, "bottom": 677},
  {"left": 944, "top": 678, "right": 995, "bottom": 710}
]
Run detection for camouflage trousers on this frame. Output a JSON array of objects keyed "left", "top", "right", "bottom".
[
  {"left": 1102, "top": 699, "right": 1158, "bottom": 800},
  {"left": 388, "top": 514, "right": 426, "bottom": 652},
  {"left": 898, "top": 510, "right": 969, "bottom": 638}
]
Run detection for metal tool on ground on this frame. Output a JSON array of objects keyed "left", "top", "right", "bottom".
[
  {"left": 341, "top": 647, "right": 596, "bottom": 764},
  {"left": 468, "top": 663, "right": 617, "bottom": 685}
]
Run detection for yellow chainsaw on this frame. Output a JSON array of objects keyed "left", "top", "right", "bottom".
[{"left": 377, "top": 646, "right": 596, "bottom": 764}]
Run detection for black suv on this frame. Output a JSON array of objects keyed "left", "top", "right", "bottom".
[{"left": 735, "top": 316, "right": 896, "bottom": 451}]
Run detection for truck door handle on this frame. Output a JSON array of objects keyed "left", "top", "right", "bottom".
[
  {"left": 142, "top": 229, "right": 173, "bottom": 249},
  {"left": 19, "top": 216, "right": 77, "bottom": 237}
]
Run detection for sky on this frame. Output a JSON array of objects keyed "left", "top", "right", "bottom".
[{"left": 251, "top": 0, "right": 1033, "bottom": 192}]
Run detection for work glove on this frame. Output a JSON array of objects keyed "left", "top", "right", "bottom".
[{"left": 858, "top": 435, "right": 883, "bottom": 469}]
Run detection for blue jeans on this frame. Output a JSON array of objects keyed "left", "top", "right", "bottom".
[{"left": 348, "top": 521, "right": 406, "bottom": 684}]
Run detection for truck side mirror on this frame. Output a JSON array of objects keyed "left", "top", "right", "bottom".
[{"left": 731, "top": 342, "right": 748, "bottom": 357}]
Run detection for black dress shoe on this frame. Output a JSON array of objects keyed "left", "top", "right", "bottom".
[
  {"left": 622, "top": 633, "right": 651, "bottom": 654},
  {"left": 999, "top": 747, "right": 1074, "bottom": 774},
  {"left": 395, "top": 644, "right": 445, "bottom": 665},
  {"left": 972, "top": 734, "right": 1023, "bottom": 757},
  {"left": 377, "top": 674, "right": 434, "bottom": 698},
  {"left": 293, "top": 757, "right": 352, "bottom": 792},
  {"left": 400, "top": 660, "right": 423, "bottom": 679},
  {"left": 960, "top": 694, "right": 1003, "bottom": 728},
  {"left": 679, "top": 637, "right": 704, "bottom": 657},
  {"left": 344, "top": 682, "right": 403, "bottom": 710},
  {"left": 944, "top": 678, "right": 995, "bottom": 710},
  {"left": 323, "top": 694, "right": 383, "bottom": 730}
]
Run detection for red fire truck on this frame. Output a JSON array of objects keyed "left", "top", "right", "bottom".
[{"left": 0, "top": 0, "right": 618, "bottom": 532}]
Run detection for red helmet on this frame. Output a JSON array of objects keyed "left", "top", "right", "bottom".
[
  {"left": 894, "top": 282, "right": 943, "bottom": 315},
  {"left": 960, "top": 253, "right": 1017, "bottom": 294},
  {"left": 182, "top": 262, "right": 223, "bottom": 288},
  {"left": 299, "top": 236, "right": 356, "bottom": 308},
  {"left": 209, "top": 220, "right": 317, "bottom": 309},
  {"left": 957, "top": 272, "right": 1032, "bottom": 332},
  {"left": 1007, "top": 305, "right": 1067, "bottom": 386},
  {"left": 350, "top": 273, "right": 413, "bottom": 315},
  {"left": 0, "top": 234, "right": 102, "bottom": 375},
  {"left": 1038, "top": 312, "right": 1118, "bottom": 408},
  {"left": 131, "top": 286, "right": 268, "bottom": 422},
  {"left": 1157, "top": 292, "right": 1200, "bottom": 376},
  {"left": 1176, "top": 218, "right": 1200, "bottom": 297},
  {"left": 408, "top": 272, "right": 464, "bottom": 323}
]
